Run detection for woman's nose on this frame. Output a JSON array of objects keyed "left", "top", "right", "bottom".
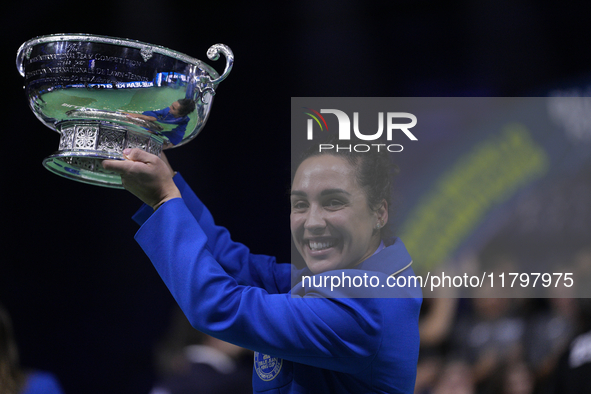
[{"left": 304, "top": 205, "right": 326, "bottom": 232}]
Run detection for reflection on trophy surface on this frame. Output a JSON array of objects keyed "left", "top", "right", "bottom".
[{"left": 16, "top": 34, "right": 233, "bottom": 188}]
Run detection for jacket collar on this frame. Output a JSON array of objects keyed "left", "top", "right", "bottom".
[{"left": 356, "top": 237, "right": 413, "bottom": 277}]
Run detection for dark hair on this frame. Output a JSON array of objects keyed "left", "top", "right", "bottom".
[
  {"left": 294, "top": 134, "right": 399, "bottom": 243},
  {"left": 177, "top": 99, "right": 196, "bottom": 117}
]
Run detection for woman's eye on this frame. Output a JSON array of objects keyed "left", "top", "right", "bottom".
[
  {"left": 292, "top": 201, "right": 308, "bottom": 210},
  {"left": 325, "top": 199, "right": 345, "bottom": 208}
]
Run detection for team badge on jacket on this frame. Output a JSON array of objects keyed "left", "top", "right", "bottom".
[{"left": 254, "top": 352, "right": 283, "bottom": 381}]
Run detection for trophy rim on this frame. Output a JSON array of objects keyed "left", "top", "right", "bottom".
[{"left": 16, "top": 33, "right": 220, "bottom": 79}]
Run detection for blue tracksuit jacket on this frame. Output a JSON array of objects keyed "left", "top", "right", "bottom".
[
  {"left": 142, "top": 107, "right": 189, "bottom": 145},
  {"left": 133, "top": 174, "right": 421, "bottom": 393}
]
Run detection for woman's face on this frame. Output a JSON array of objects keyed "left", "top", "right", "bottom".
[
  {"left": 169, "top": 101, "right": 182, "bottom": 117},
  {"left": 290, "top": 155, "right": 386, "bottom": 274}
]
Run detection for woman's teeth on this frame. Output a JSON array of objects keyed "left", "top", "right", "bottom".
[{"left": 308, "top": 240, "right": 335, "bottom": 251}]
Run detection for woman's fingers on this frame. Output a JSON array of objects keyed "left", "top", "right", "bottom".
[{"left": 102, "top": 148, "right": 180, "bottom": 209}]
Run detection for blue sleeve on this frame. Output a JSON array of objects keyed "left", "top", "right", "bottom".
[
  {"left": 142, "top": 107, "right": 167, "bottom": 118},
  {"left": 134, "top": 198, "right": 386, "bottom": 373},
  {"left": 160, "top": 126, "right": 185, "bottom": 145},
  {"left": 21, "top": 371, "right": 65, "bottom": 394},
  {"left": 132, "top": 174, "right": 291, "bottom": 293}
]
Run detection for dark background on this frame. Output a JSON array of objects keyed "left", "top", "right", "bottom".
[{"left": 2, "top": 1, "right": 591, "bottom": 392}]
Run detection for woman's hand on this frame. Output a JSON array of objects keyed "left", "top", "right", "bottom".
[{"left": 102, "top": 148, "right": 181, "bottom": 210}]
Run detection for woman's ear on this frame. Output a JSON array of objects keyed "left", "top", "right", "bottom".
[{"left": 375, "top": 199, "right": 388, "bottom": 229}]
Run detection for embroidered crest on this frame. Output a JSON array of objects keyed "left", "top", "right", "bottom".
[{"left": 254, "top": 351, "right": 283, "bottom": 381}]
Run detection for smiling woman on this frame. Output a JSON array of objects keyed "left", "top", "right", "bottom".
[
  {"left": 102, "top": 136, "right": 421, "bottom": 393},
  {"left": 290, "top": 155, "right": 387, "bottom": 273}
]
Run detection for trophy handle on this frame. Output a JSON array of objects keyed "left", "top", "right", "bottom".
[{"left": 207, "top": 44, "right": 234, "bottom": 85}]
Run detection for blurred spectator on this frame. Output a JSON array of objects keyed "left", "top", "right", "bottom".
[
  {"left": 523, "top": 297, "right": 576, "bottom": 383},
  {"left": 430, "top": 359, "right": 475, "bottom": 394},
  {"left": 451, "top": 298, "right": 526, "bottom": 391},
  {"left": 503, "top": 361, "right": 534, "bottom": 394},
  {"left": 150, "top": 306, "right": 252, "bottom": 394},
  {"left": 415, "top": 296, "right": 460, "bottom": 393},
  {"left": 488, "top": 359, "right": 535, "bottom": 394},
  {"left": 0, "top": 304, "right": 64, "bottom": 394},
  {"left": 546, "top": 298, "right": 591, "bottom": 393}
]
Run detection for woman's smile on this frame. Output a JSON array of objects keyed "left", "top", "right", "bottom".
[{"left": 307, "top": 238, "right": 337, "bottom": 251}]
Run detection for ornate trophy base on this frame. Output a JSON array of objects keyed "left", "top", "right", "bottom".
[{"left": 43, "top": 120, "right": 164, "bottom": 188}]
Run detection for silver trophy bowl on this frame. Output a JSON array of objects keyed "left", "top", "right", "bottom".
[{"left": 16, "top": 34, "right": 233, "bottom": 188}]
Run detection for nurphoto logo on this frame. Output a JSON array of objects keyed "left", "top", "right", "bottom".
[{"left": 303, "top": 108, "right": 417, "bottom": 152}]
